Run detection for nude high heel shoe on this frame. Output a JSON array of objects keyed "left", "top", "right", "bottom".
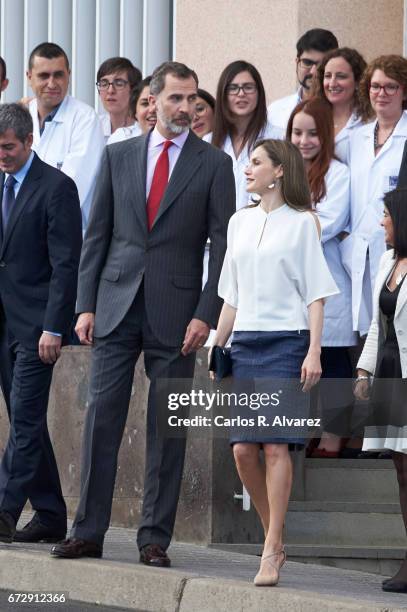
[{"left": 253, "top": 547, "right": 286, "bottom": 586}]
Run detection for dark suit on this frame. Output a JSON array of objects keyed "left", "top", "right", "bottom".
[
  {"left": 71, "top": 129, "right": 235, "bottom": 548},
  {"left": 0, "top": 152, "right": 82, "bottom": 528},
  {"left": 397, "top": 140, "right": 407, "bottom": 188}
]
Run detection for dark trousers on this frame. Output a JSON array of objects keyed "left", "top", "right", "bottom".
[
  {"left": 318, "top": 346, "right": 354, "bottom": 436},
  {"left": 71, "top": 288, "right": 196, "bottom": 549},
  {"left": 0, "top": 323, "right": 66, "bottom": 528}
]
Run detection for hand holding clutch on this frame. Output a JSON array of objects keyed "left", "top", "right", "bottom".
[{"left": 208, "top": 346, "right": 232, "bottom": 381}]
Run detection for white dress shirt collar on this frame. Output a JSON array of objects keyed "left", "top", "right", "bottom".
[{"left": 149, "top": 125, "right": 189, "bottom": 150}]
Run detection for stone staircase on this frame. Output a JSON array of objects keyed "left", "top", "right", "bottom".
[{"left": 286, "top": 457, "right": 406, "bottom": 574}]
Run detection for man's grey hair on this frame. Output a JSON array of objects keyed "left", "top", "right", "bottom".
[
  {"left": 0, "top": 103, "right": 33, "bottom": 143},
  {"left": 150, "top": 61, "right": 198, "bottom": 96}
]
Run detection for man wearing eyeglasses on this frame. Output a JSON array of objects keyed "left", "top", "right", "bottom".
[
  {"left": 27, "top": 42, "right": 105, "bottom": 232},
  {"left": 96, "top": 57, "right": 142, "bottom": 141},
  {"left": 268, "top": 28, "right": 338, "bottom": 131}
]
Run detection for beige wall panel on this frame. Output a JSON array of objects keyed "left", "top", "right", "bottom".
[
  {"left": 175, "top": 0, "right": 300, "bottom": 104},
  {"left": 298, "top": 0, "right": 404, "bottom": 64},
  {"left": 176, "top": 0, "right": 404, "bottom": 104}
]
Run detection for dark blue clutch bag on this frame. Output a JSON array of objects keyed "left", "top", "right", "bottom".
[{"left": 208, "top": 346, "right": 232, "bottom": 381}]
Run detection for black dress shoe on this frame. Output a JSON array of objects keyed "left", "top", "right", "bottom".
[
  {"left": 50, "top": 538, "right": 103, "bottom": 559},
  {"left": 0, "top": 511, "right": 16, "bottom": 543},
  {"left": 382, "top": 578, "right": 407, "bottom": 593},
  {"left": 339, "top": 448, "right": 362, "bottom": 458},
  {"left": 14, "top": 515, "right": 66, "bottom": 543},
  {"left": 139, "top": 544, "right": 171, "bottom": 568}
]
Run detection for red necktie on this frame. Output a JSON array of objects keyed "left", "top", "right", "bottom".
[{"left": 147, "top": 140, "right": 173, "bottom": 230}]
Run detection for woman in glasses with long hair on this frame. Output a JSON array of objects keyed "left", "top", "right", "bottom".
[{"left": 206, "top": 60, "right": 282, "bottom": 211}]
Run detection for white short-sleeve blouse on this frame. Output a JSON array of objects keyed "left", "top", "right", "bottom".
[{"left": 218, "top": 204, "right": 339, "bottom": 331}]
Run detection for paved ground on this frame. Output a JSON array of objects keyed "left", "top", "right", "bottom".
[
  {"left": 0, "top": 591, "right": 130, "bottom": 612},
  {"left": 0, "top": 518, "right": 405, "bottom": 611}
]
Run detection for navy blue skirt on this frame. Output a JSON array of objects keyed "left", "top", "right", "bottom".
[{"left": 229, "top": 330, "right": 310, "bottom": 445}]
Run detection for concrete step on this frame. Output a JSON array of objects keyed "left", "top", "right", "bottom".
[
  {"left": 285, "top": 501, "right": 404, "bottom": 547},
  {"left": 210, "top": 543, "right": 406, "bottom": 576},
  {"left": 303, "top": 458, "right": 398, "bottom": 503}
]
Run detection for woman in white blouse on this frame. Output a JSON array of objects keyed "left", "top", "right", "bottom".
[
  {"left": 314, "top": 47, "right": 373, "bottom": 163},
  {"left": 210, "top": 139, "right": 338, "bottom": 586},
  {"left": 344, "top": 54, "right": 407, "bottom": 336},
  {"left": 288, "top": 97, "right": 357, "bottom": 456},
  {"left": 355, "top": 188, "right": 407, "bottom": 593},
  {"left": 204, "top": 60, "right": 282, "bottom": 211}
]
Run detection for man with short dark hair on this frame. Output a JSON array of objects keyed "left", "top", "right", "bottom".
[
  {"left": 268, "top": 28, "right": 338, "bottom": 130},
  {"left": 96, "top": 56, "right": 142, "bottom": 140},
  {"left": 51, "top": 61, "right": 235, "bottom": 567},
  {"left": 0, "top": 103, "right": 82, "bottom": 544},
  {"left": 0, "top": 57, "right": 9, "bottom": 98},
  {"left": 27, "top": 42, "right": 105, "bottom": 231}
]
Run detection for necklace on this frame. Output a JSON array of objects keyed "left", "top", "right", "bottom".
[{"left": 374, "top": 121, "right": 396, "bottom": 150}]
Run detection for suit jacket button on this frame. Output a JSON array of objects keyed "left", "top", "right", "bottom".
[{"left": 0, "top": 261, "right": 5, "bottom": 267}]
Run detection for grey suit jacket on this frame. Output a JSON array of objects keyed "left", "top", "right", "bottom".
[{"left": 76, "top": 129, "right": 235, "bottom": 346}]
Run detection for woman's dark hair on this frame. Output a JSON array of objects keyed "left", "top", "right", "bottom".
[
  {"left": 197, "top": 88, "right": 215, "bottom": 110},
  {"left": 212, "top": 60, "right": 267, "bottom": 152},
  {"left": 384, "top": 188, "right": 407, "bottom": 258},
  {"left": 129, "top": 76, "right": 152, "bottom": 115},
  {"left": 286, "top": 97, "right": 335, "bottom": 204},
  {"left": 250, "top": 139, "right": 312, "bottom": 211},
  {"left": 315, "top": 47, "right": 373, "bottom": 122},
  {"left": 97, "top": 56, "right": 142, "bottom": 89}
]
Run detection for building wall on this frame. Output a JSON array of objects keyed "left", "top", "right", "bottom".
[
  {"left": 175, "top": 0, "right": 404, "bottom": 104},
  {"left": 0, "top": 0, "right": 173, "bottom": 108}
]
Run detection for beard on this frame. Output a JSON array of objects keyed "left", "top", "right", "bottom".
[{"left": 156, "top": 105, "right": 191, "bottom": 135}]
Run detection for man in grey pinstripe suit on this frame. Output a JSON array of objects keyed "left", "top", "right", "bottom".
[{"left": 51, "top": 62, "right": 235, "bottom": 566}]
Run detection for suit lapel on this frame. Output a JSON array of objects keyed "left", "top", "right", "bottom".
[
  {"left": 151, "top": 131, "right": 204, "bottom": 229},
  {"left": 395, "top": 269, "right": 407, "bottom": 317},
  {"left": 0, "top": 154, "right": 42, "bottom": 257},
  {"left": 125, "top": 134, "right": 148, "bottom": 233},
  {"left": 0, "top": 173, "right": 5, "bottom": 242}
]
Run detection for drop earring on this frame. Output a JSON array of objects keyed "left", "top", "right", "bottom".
[{"left": 267, "top": 182, "right": 275, "bottom": 190}]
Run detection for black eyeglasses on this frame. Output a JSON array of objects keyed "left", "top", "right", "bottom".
[
  {"left": 298, "top": 58, "right": 320, "bottom": 68},
  {"left": 226, "top": 83, "right": 257, "bottom": 96},
  {"left": 96, "top": 78, "right": 129, "bottom": 90}
]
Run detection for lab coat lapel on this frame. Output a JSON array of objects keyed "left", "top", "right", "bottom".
[{"left": 395, "top": 271, "right": 407, "bottom": 317}]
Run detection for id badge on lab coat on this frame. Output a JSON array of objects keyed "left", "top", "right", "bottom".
[{"left": 384, "top": 171, "right": 399, "bottom": 192}]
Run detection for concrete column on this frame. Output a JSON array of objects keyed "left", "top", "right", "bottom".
[
  {"left": 1, "top": 0, "right": 25, "bottom": 102},
  {"left": 120, "top": 0, "right": 143, "bottom": 72},
  {"left": 72, "top": 0, "right": 96, "bottom": 106},
  {"left": 142, "top": 0, "right": 172, "bottom": 75},
  {"left": 23, "top": 0, "right": 48, "bottom": 96},
  {"left": 48, "top": 0, "right": 72, "bottom": 60}
]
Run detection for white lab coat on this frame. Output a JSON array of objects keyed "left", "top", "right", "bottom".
[
  {"left": 99, "top": 112, "right": 112, "bottom": 141},
  {"left": 335, "top": 113, "right": 365, "bottom": 164},
  {"left": 342, "top": 112, "right": 407, "bottom": 334},
  {"left": 316, "top": 159, "right": 357, "bottom": 346},
  {"left": 267, "top": 90, "right": 301, "bottom": 132},
  {"left": 29, "top": 95, "right": 105, "bottom": 231},
  {"left": 107, "top": 123, "right": 142, "bottom": 145}
]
